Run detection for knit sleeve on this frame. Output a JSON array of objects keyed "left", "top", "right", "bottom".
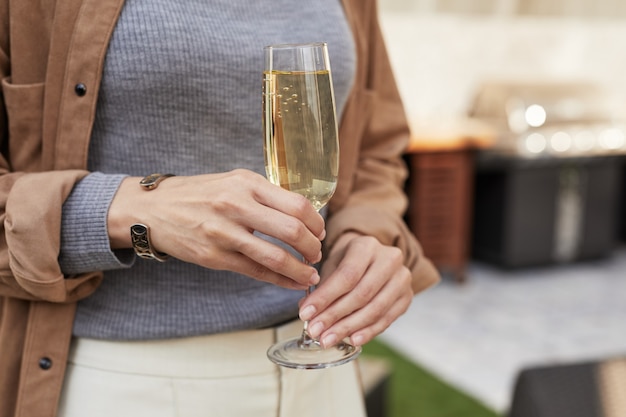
[{"left": 58, "top": 172, "right": 135, "bottom": 275}]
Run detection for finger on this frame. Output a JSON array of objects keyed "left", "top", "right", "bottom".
[
  {"left": 345, "top": 290, "right": 412, "bottom": 346},
  {"left": 248, "top": 206, "right": 323, "bottom": 264},
  {"left": 255, "top": 183, "right": 326, "bottom": 240},
  {"left": 197, "top": 188, "right": 324, "bottom": 265},
  {"left": 211, "top": 182, "right": 324, "bottom": 264},
  {"left": 223, "top": 230, "right": 321, "bottom": 287},
  {"left": 319, "top": 277, "right": 412, "bottom": 348},
  {"left": 299, "top": 238, "right": 376, "bottom": 320},
  {"left": 212, "top": 251, "right": 311, "bottom": 291},
  {"left": 206, "top": 228, "right": 319, "bottom": 287},
  {"left": 164, "top": 218, "right": 320, "bottom": 288},
  {"left": 304, "top": 258, "right": 389, "bottom": 339}
]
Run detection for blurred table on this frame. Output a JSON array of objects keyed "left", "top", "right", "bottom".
[{"left": 404, "top": 119, "right": 495, "bottom": 282}]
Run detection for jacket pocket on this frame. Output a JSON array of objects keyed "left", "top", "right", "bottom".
[{"left": 2, "top": 77, "right": 45, "bottom": 171}]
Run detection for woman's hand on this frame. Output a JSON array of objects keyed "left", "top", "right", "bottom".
[
  {"left": 298, "top": 232, "right": 413, "bottom": 348},
  {"left": 107, "top": 169, "right": 324, "bottom": 290}
]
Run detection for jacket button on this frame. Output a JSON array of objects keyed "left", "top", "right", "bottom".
[
  {"left": 38, "top": 357, "right": 52, "bottom": 370},
  {"left": 74, "top": 83, "right": 87, "bottom": 97}
]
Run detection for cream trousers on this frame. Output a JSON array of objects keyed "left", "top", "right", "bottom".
[{"left": 57, "top": 320, "right": 366, "bottom": 417}]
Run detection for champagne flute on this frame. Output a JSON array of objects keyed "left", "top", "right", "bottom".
[{"left": 262, "top": 42, "right": 361, "bottom": 369}]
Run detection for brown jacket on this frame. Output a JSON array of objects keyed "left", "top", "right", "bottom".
[{"left": 0, "top": 0, "right": 439, "bottom": 415}]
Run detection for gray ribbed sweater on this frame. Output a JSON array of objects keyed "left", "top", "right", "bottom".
[{"left": 59, "top": 0, "right": 356, "bottom": 340}]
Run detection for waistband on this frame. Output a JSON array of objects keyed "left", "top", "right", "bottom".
[{"left": 68, "top": 319, "right": 302, "bottom": 379}]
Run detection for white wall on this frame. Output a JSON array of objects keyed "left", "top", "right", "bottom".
[
  {"left": 379, "top": 0, "right": 626, "bottom": 18},
  {"left": 378, "top": 12, "right": 626, "bottom": 126}
]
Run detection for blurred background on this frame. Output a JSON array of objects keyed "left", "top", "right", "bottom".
[{"left": 360, "top": 1, "right": 626, "bottom": 416}]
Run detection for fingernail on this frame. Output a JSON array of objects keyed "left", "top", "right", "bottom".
[
  {"left": 351, "top": 334, "right": 364, "bottom": 346},
  {"left": 300, "top": 305, "right": 316, "bottom": 321},
  {"left": 313, "top": 251, "right": 322, "bottom": 264},
  {"left": 308, "top": 322, "right": 324, "bottom": 339},
  {"left": 319, "top": 229, "right": 326, "bottom": 241},
  {"left": 309, "top": 272, "right": 320, "bottom": 286},
  {"left": 321, "top": 333, "right": 337, "bottom": 348}
]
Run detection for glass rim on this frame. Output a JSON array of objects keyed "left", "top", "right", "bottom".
[{"left": 264, "top": 42, "right": 327, "bottom": 51}]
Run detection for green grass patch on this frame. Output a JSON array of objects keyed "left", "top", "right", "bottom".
[{"left": 362, "top": 339, "right": 502, "bottom": 417}]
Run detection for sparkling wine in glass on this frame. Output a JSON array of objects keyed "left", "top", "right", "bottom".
[{"left": 263, "top": 42, "right": 361, "bottom": 369}]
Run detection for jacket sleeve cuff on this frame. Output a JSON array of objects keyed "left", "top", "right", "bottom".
[{"left": 4, "top": 170, "right": 103, "bottom": 301}]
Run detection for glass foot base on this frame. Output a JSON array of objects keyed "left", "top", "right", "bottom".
[{"left": 267, "top": 336, "right": 361, "bottom": 369}]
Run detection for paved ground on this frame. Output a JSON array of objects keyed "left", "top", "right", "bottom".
[{"left": 380, "top": 246, "right": 626, "bottom": 413}]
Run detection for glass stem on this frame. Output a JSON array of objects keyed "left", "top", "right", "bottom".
[
  {"left": 299, "top": 209, "right": 322, "bottom": 348},
  {"left": 300, "top": 287, "right": 316, "bottom": 345},
  {"left": 299, "top": 259, "right": 320, "bottom": 347}
]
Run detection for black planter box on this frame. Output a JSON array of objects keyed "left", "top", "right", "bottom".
[
  {"left": 620, "top": 158, "right": 626, "bottom": 242},
  {"left": 471, "top": 153, "right": 623, "bottom": 268}
]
